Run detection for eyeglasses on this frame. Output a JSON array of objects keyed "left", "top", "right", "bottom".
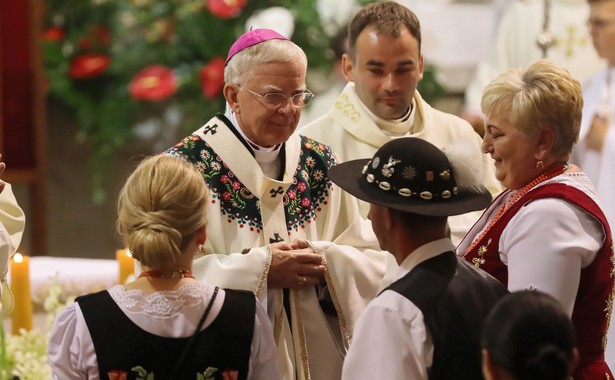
[
  {"left": 587, "top": 18, "right": 615, "bottom": 29},
  {"left": 241, "top": 87, "right": 314, "bottom": 109}
]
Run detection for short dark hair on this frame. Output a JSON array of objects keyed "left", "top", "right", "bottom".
[
  {"left": 482, "top": 291, "right": 576, "bottom": 380},
  {"left": 347, "top": 1, "right": 421, "bottom": 58},
  {"left": 391, "top": 208, "right": 447, "bottom": 229}
]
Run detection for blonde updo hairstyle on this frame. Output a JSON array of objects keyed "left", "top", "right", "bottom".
[
  {"left": 481, "top": 59, "right": 583, "bottom": 156},
  {"left": 224, "top": 38, "right": 307, "bottom": 86},
  {"left": 117, "top": 155, "right": 209, "bottom": 269}
]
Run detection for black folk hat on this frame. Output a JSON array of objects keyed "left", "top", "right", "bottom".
[{"left": 329, "top": 137, "right": 492, "bottom": 216}]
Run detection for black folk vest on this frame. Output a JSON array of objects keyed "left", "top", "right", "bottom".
[
  {"left": 386, "top": 252, "right": 508, "bottom": 380},
  {"left": 77, "top": 288, "right": 255, "bottom": 380}
]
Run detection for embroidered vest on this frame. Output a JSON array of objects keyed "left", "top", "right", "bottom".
[
  {"left": 386, "top": 252, "right": 508, "bottom": 380},
  {"left": 77, "top": 289, "right": 256, "bottom": 380},
  {"left": 464, "top": 183, "right": 614, "bottom": 379},
  {"left": 165, "top": 114, "right": 336, "bottom": 236}
]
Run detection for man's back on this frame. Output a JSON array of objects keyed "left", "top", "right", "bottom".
[
  {"left": 341, "top": 247, "right": 507, "bottom": 379},
  {"left": 387, "top": 252, "right": 507, "bottom": 379}
]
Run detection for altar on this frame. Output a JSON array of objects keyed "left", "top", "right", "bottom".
[{"left": 3, "top": 256, "right": 119, "bottom": 333}]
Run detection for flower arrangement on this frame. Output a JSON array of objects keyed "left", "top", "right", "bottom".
[
  {"left": 0, "top": 285, "right": 72, "bottom": 380},
  {"left": 42, "top": 0, "right": 443, "bottom": 203}
]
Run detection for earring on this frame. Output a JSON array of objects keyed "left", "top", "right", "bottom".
[
  {"left": 536, "top": 159, "right": 544, "bottom": 170},
  {"left": 198, "top": 244, "right": 207, "bottom": 255}
]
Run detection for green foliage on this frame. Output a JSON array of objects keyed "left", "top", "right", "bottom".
[
  {"left": 43, "top": 0, "right": 342, "bottom": 203},
  {"left": 43, "top": 0, "right": 444, "bottom": 202}
]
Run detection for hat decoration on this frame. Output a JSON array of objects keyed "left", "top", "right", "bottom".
[
  {"left": 329, "top": 137, "right": 491, "bottom": 216},
  {"left": 225, "top": 28, "right": 288, "bottom": 65},
  {"left": 362, "top": 154, "right": 457, "bottom": 201}
]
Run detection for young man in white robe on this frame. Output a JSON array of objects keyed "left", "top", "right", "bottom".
[
  {"left": 165, "top": 29, "right": 396, "bottom": 380},
  {"left": 299, "top": 1, "right": 501, "bottom": 245},
  {"left": 571, "top": 0, "right": 615, "bottom": 368}
]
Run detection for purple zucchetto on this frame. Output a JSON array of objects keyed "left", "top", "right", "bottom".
[{"left": 225, "top": 28, "right": 288, "bottom": 66}]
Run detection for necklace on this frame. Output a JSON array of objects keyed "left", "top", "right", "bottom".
[
  {"left": 139, "top": 268, "right": 195, "bottom": 279},
  {"left": 465, "top": 162, "right": 568, "bottom": 256}
]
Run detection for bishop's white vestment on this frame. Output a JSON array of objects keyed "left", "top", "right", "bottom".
[{"left": 166, "top": 114, "right": 395, "bottom": 380}]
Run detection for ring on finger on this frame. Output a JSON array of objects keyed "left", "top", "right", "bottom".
[{"left": 297, "top": 275, "right": 307, "bottom": 285}]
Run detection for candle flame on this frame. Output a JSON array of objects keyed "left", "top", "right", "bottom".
[{"left": 13, "top": 253, "right": 23, "bottom": 263}]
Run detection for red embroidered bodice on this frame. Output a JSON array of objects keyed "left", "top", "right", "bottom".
[{"left": 464, "top": 183, "right": 614, "bottom": 379}]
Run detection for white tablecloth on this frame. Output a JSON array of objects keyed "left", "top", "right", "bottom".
[
  {"left": 20, "top": 256, "right": 118, "bottom": 305},
  {"left": 4, "top": 256, "right": 119, "bottom": 333}
]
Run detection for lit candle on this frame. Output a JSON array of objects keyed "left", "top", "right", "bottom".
[
  {"left": 116, "top": 249, "right": 135, "bottom": 284},
  {"left": 10, "top": 253, "right": 32, "bottom": 334}
]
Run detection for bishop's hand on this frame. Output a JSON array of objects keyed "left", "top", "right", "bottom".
[{"left": 267, "top": 243, "right": 326, "bottom": 289}]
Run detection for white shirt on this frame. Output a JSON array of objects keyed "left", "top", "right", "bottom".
[
  {"left": 457, "top": 173, "right": 604, "bottom": 317},
  {"left": 342, "top": 238, "right": 456, "bottom": 380}
]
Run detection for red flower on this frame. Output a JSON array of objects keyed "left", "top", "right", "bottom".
[
  {"left": 129, "top": 65, "right": 178, "bottom": 101},
  {"left": 199, "top": 57, "right": 225, "bottom": 98},
  {"left": 68, "top": 54, "right": 110, "bottom": 79},
  {"left": 107, "top": 370, "right": 127, "bottom": 380},
  {"left": 43, "top": 27, "right": 64, "bottom": 42},
  {"left": 206, "top": 0, "right": 246, "bottom": 19}
]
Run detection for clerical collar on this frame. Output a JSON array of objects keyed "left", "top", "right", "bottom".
[
  {"left": 224, "top": 106, "right": 283, "bottom": 178},
  {"left": 351, "top": 84, "right": 416, "bottom": 136},
  {"left": 225, "top": 107, "right": 282, "bottom": 153}
]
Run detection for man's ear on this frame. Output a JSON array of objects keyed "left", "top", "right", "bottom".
[
  {"left": 418, "top": 54, "right": 424, "bottom": 81},
  {"left": 341, "top": 53, "right": 355, "bottom": 82},
  {"left": 223, "top": 83, "right": 241, "bottom": 114},
  {"left": 383, "top": 206, "right": 394, "bottom": 231}
]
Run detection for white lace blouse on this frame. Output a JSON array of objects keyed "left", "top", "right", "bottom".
[{"left": 48, "top": 282, "right": 279, "bottom": 380}]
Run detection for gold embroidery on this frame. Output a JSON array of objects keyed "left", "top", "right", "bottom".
[
  {"left": 292, "top": 289, "right": 312, "bottom": 380},
  {"left": 604, "top": 288, "right": 615, "bottom": 350},
  {"left": 334, "top": 94, "right": 360, "bottom": 123},
  {"left": 261, "top": 245, "right": 283, "bottom": 345},
  {"left": 255, "top": 245, "right": 273, "bottom": 299},
  {"left": 273, "top": 300, "right": 284, "bottom": 345},
  {"left": 557, "top": 24, "right": 590, "bottom": 58},
  {"left": 472, "top": 238, "right": 492, "bottom": 268},
  {"left": 307, "top": 240, "right": 351, "bottom": 350},
  {"left": 611, "top": 253, "right": 615, "bottom": 278}
]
